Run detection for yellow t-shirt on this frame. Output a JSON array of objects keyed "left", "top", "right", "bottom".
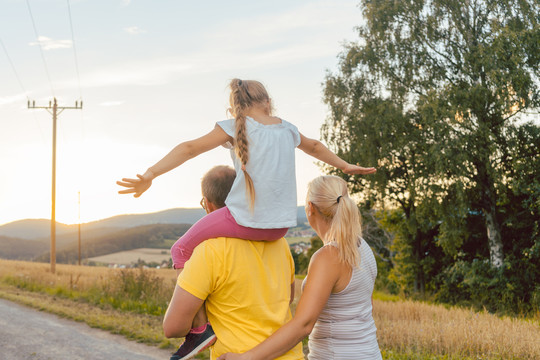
[{"left": 177, "top": 237, "right": 303, "bottom": 360}]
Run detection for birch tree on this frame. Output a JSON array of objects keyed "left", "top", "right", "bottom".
[{"left": 323, "top": 0, "right": 539, "bottom": 269}]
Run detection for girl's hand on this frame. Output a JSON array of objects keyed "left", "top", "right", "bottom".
[
  {"left": 116, "top": 173, "right": 153, "bottom": 198},
  {"left": 343, "top": 163, "right": 377, "bottom": 175}
]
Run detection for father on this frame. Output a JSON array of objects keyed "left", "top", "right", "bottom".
[{"left": 163, "top": 165, "right": 303, "bottom": 360}]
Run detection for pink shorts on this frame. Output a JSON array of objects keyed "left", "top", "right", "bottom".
[{"left": 170, "top": 206, "right": 288, "bottom": 269}]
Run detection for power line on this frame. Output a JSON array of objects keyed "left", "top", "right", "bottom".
[
  {"left": 0, "top": 37, "right": 28, "bottom": 98},
  {"left": 66, "top": 0, "right": 82, "bottom": 100},
  {"left": 26, "top": 0, "right": 55, "bottom": 97},
  {"left": 65, "top": 0, "right": 87, "bottom": 186},
  {"left": 0, "top": 35, "right": 47, "bottom": 143}
]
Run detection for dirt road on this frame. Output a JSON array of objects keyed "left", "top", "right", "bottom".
[{"left": 0, "top": 298, "right": 173, "bottom": 360}]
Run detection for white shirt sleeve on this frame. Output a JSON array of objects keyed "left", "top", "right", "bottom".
[
  {"left": 282, "top": 119, "right": 301, "bottom": 147},
  {"left": 216, "top": 119, "right": 235, "bottom": 149}
]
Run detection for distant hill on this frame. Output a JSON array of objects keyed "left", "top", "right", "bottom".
[
  {"left": 0, "top": 219, "right": 75, "bottom": 240},
  {"left": 0, "top": 206, "right": 310, "bottom": 262},
  {"left": 84, "top": 208, "right": 207, "bottom": 230},
  {"left": 36, "top": 223, "right": 192, "bottom": 264},
  {"left": 31, "top": 226, "right": 131, "bottom": 248},
  {"left": 0, "top": 235, "right": 48, "bottom": 260},
  {"left": 0, "top": 207, "right": 307, "bottom": 240},
  {"left": 0, "top": 208, "right": 206, "bottom": 240}
]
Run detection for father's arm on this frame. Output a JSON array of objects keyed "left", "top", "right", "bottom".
[{"left": 163, "top": 284, "right": 204, "bottom": 338}]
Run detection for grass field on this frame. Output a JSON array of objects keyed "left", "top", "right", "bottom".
[
  {"left": 87, "top": 248, "right": 171, "bottom": 266},
  {"left": 285, "top": 236, "right": 311, "bottom": 245},
  {"left": 1, "top": 259, "right": 539, "bottom": 359}
]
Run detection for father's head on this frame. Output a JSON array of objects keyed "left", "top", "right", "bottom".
[{"left": 201, "top": 165, "right": 236, "bottom": 213}]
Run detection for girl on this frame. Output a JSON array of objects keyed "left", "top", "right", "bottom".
[
  {"left": 117, "top": 79, "right": 376, "bottom": 359},
  {"left": 218, "top": 176, "right": 382, "bottom": 360}
]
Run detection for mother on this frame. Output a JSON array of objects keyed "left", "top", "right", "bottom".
[{"left": 219, "top": 175, "right": 382, "bottom": 360}]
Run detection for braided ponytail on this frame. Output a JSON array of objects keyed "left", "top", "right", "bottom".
[
  {"left": 228, "top": 78, "right": 270, "bottom": 212},
  {"left": 235, "top": 112, "right": 256, "bottom": 212}
]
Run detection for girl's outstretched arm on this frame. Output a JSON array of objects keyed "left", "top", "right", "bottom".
[
  {"left": 297, "top": 133, "right": 376, "bottom": 175},
  {"left": 117, "top": 126, "right": 232, "bottom": 197}
]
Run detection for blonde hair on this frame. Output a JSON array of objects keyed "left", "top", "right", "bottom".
[
  {"left": 307, "top": 176, "right": 362, "bottom": 267},
  {"left": 228, "top": 78, "right": 271, "bottom": 211}
]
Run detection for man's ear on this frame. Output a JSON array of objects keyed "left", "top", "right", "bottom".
[{"left": 205, "top": 199, "right": 218, "bottom": 213}]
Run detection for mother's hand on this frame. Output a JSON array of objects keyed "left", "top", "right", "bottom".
[{"left": 217, "top": 352, "right": 250, "bottom": 360}]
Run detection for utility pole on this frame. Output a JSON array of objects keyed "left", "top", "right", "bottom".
[
  {"left": 28, "top": 98, "right": 83, "bottom": 274},
  {"left": 78, "top": 191, "right": 81, "bottom": 266}
]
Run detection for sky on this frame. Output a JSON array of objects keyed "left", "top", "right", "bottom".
[{"left": 0, "top": 0, "right": 364, "bottom": 225}]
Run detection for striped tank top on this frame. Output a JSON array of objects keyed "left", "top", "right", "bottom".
[{"left": 303, "top": 239, "right": 382, "bottom": 360}]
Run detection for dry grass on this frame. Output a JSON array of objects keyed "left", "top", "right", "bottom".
[
  {"left": 88, "top": 248, "right": 172, "bottom": 265},
  {"left": 0, "top": 259, "right": 178, "bottom": 291},
  {"left": 374, "top": 299, "right": 540, "bottom": 360},
  {"left": 1, "top": 259, "right": 540, "bottom": 359},
  {"left": 296, "top": 273, "right": 540, "bottom": 359}
]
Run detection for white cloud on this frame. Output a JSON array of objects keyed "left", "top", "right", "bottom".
[
  {"left": 124, "top": 26, "right": 146, "bottom": 35},
  {"left": 121, "top": 0, "right": 132, "bottom": 6},
  {"left": 203, "top": 0, "right": 360, "bottom": 51},
  {"left": 29, "top": 36, "right": 72, "bottom": 50},
  {"left": 56, "top": 0, "right": 360, "bottom": 91},
  {"left": 0, "top": 93, "right": 27, "bottom": 107},
  {"left": 99, "top": 101, "right": 125, "bottom": 107},
  {"left": 72, "top": 59, "right": 193, "bottom": 88}
]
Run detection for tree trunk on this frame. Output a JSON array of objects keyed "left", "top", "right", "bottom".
[
  {"left": 474, "top": 132, "right": 504, "bottom": 269},
  {"left": 413, "top": 230, "right": 426, "bottom": 294},
  {"left": 485, "top": 203, "right": 504, "bottom": 268}
]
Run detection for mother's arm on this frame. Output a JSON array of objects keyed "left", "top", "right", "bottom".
[{"left": 218, "top": 246, "right": 341, "bottom": 360}]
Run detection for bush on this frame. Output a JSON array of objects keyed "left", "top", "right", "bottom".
[
  {"left": 435, "top": 255, "right": 540, "bottom": 315},
  {"left": 98, "top": 267, "right": 173, "bottom": 316}
]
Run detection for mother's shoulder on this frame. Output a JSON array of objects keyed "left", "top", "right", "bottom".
[{"left": 311, "top": 243, "right": 341, "bottom": 264}]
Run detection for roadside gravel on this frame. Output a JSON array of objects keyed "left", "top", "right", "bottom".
[{"left": 0, "top": 298, "right": 173, "bottom": 360}]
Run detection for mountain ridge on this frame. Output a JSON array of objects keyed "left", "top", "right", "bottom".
[
  {"left": 0, "top": 207, "right": 308, "bottom": 240},
  {"left": 0, "top": 207, "right": 309, "bottom": 262}
]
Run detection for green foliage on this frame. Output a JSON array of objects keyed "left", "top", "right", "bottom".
[
  {"left": 322, "top": 0, "right": 539, "bottom": 314},
  {"left": 292, "top": 236, "right": 323, "bottom": 275},
  {"left": 98, "top": 268, "right": 173, "bottom": 316},
  {"left": 373, "top": 290, "right": 400, "bottom": 302},
  {"left": 435, "top": 255, "right": 540, "bottom": 315}
]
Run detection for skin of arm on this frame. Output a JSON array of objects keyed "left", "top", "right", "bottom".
[
  {"left": 117, "top": 126, "right": 232, "bottom": 197},
  {"left": 162, "top": 284, "right": 205, "bottom": 338},
  {"left": 297, "top": 133, "right": 376, "bottom": 175},
  {"left": 217, "top": 246, "right": 343, "bottom": 360}
]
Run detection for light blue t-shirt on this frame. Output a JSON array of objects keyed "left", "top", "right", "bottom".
[{"left": 216, "top": 117, "right": 301, "bottom": 228}]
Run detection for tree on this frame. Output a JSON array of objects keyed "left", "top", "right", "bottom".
[
  {"left": 323, "top": 0, "right": 539, "bottom": 271},
  {"left": 292, "top": 236, "right": 323, "bottom": 275}
]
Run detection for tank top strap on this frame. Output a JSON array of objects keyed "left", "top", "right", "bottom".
[{"left": 324, "top": 240, "right": 338, "bottom": 248}]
